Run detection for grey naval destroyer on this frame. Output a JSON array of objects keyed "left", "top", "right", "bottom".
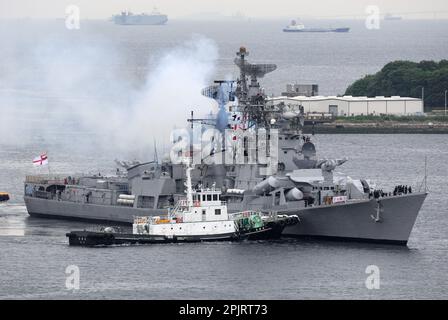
[{"left": 24, "top": 47, "right": 427, "bottom": 245}]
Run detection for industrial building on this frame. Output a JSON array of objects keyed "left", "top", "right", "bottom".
[{"left": 267, "top": 95, "right": 424, "bottom": 116}]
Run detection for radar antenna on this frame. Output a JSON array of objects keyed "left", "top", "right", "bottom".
[
  {"left": 201, "top": 80, "right": 236, "bottom": 132},
  {"left": 234, "top": 47, "right": 277, "bottom": 128}
]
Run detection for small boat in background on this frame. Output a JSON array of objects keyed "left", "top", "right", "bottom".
[
  {"left": 283, "top": 20, "right": 350, "bottom": 33},
  {"left": 0, "top": 192, "right": 10, "bottom": 202},
  {"left": 384, "top": 14, "right": 403, "bottom": 21}
]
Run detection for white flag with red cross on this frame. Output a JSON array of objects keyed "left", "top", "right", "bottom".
[{"left": 33, "top": 153, "right": 48, "bottom": 167}]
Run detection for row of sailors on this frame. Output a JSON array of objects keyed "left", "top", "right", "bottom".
[
  {"left": 394, "top": 185, "right": 412, "bottom": 195},
  {"left": 370, "top": 185, "right": 412, "bottom": 199}
]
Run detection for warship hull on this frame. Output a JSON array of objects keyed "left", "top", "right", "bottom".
[
  {"left": 25, "top": 192, "right": 426, "bottom": 245},
  {"left": 283, "top": 193, "right": 427, "bottom": 245}
]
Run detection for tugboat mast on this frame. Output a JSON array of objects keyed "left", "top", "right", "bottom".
[{"left": 184, "top": 158, "right": 194, "bottom": 209}]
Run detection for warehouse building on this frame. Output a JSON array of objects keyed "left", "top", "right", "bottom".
[{"left": 267, "top": 95, "right": 424, "bottom": 116}]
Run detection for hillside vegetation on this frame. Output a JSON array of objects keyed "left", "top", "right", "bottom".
[{"left": 345, "top": 60, "right": 448, "bottom": 109}]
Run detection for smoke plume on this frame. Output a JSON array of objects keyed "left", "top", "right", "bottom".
[{"left": 0, "top": 22, "right": 218, "bottom": 160}]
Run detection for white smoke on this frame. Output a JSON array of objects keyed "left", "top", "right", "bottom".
[{"left": 0, "top": 25, "right": 218, "bottom": 160}]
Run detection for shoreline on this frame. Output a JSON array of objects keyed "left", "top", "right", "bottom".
[{"left": 303, "top": 122, "right": 448, "bottom": 134}]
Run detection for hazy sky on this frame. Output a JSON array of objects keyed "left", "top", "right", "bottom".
[{"left": 1, "top": 0, "right": 448, "bottom": 19}]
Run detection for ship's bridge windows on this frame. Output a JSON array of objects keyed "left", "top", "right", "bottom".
[
  {"left": 207, "top": 194, "right": 212, "bottom": 201},
  {"left": 202, "top": 194, "right": 206, "bottom": 201},
  {"left": 215, "top": 209, "right": 221, "bottom": 215},
  {"left": 212, "top": 194, "right": 218, "bottom": 201}
]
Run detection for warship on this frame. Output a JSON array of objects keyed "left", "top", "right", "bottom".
[{"left": 24, "top": 47, "right": 427, "bottom": 245}]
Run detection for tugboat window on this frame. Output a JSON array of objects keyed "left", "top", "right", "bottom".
[
  {"left": 215, "top": 209, "right": 221, "bottom": 215},
  {"left": 212, "top": 194, "right": 218, "bottom": 201},
  {"left": 207, "top": 194, "right": 212, "bottom": 201}
]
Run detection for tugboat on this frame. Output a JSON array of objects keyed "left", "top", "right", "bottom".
[
  {"left": 66, "top": 160, "right": 299, "bottom": 246},
  {"left": 0, "top": 192, "right": 9, "bottom": 202}
]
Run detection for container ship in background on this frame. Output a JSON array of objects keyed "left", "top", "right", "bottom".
[
  {"left": 24, "top": 47, "right": 427, "bottom": 246},
  {"left": 283, "top": 20, "right": 350, "bottom": 33},
  {"left": 112, "top": 8, "right": 168, "bottom": 25}
]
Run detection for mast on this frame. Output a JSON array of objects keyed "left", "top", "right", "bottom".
[
  {"left": 234, "top": 46, "right": 276, "bottom": 128},
  {"left": 153, "top": 139, "right": 158, "bottom": 164},
  {"left": 46, "top": 151, "right": 51, "bottom": 177},
  {"left": 184, "top": 158, "right": 194, "bottom": 209},
  {"left": 424, "top": 155, "right": 427, "bottom": 192}
]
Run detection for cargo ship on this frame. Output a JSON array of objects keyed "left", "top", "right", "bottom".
[{"left": 283, "top": 20, "right": 350, "bottom": 33}]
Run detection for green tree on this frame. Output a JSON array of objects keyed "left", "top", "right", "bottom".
[{"left": 345, "top": 60, "right": 448, "bottom": 110}]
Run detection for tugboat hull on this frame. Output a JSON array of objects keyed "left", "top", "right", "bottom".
[
  {"left": 66, "top": 230, "right": 239, "bottom": 246},
  {"left": 66, "top": 224, "right": 291, "bottom": 247}
]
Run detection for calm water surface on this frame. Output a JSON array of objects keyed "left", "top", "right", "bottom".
[
  {"left": 0, "top": 134, "right": 447, "bottom": 299},
  {"left": 0, "top": 19, "right": 447, "bottom": 299}
]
